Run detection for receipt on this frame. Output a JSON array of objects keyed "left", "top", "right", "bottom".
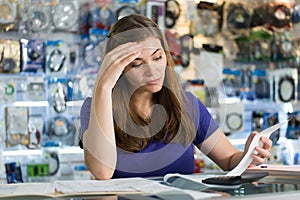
[{"left": 226, "top": 121, "right": 288, "bottom": 176}]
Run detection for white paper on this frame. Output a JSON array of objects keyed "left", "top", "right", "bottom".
[
  {"left": 226, "top": 121, "right": 288, "bottom": 176},
  {"left": 0, "top": 183, "right": 55, "bottom": 196},
  {"left": 55, "top": 177, "right": 221, "bottom": 199},
  {"left": 54, "top": 178, "right": 141, "bottom": 194},
  {"left": 164, "top": 173, "right": 241, "bottom": 189}
]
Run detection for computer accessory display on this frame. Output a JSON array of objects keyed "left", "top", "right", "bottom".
[
  {"left": 252, "top": 69, "right": 270, "bottom": 99},
  {"left": 164, "top": 0, "right": 181, "bottom": 28},
  {"left": 269, "top": 68, "right": 297, "bottom": 103},
  {"left": 52, "top": 82, "right": 67, "bottom": 113},
  {"left": 26, "top": 124, "right": 41, "bottom": 149},
  {"left": 292, "top": 4, "right": 300, "bottom": 23},
  {"left": 266, "top": 3, "right": 291, "bottom": 30},
  {"left": 43, "top": 115, "right": 76, "bottom": 146},
  {"left": 20, "top": 39, "right": 45, "bottom": 72},
  {"left": 0, "top": 80, "right": 15, "bottom": 104},
  {"left": 278, "top": 75, "right": 295, "bottom": 102},
  {"left": 25, "top": 7, "right": 51, "bottom": 33},
  {"left": 51, "top": 0, "right": 79, "bottom": 31},
  {"left": 146, "top": 0, "right": 166, "bottom": 28},
  {"left": 48, "top": 49, "right": 66, "bottom": 72},
  {"left": 116, "top": 5, "right": 139, "bottom": 20},
  {"left": 0, "top": 0, "right": 17, "bottom": 32},
  {"left": 286, "top": 111, "right": 300, "bottom": 139},
  {"left": 226, "top": 3, "right": 251, "bottom": 34},
  {"left": 5, "top": 106, "right": 29, "bottom": 148},
  {"left": 179, "top": 34, "right": 193, "bottom": 68},
  {"left": 0, "top": 39, "right": 20, "bottom": 73},
  {"left": 222, "top": 68, "right": 241, "bottom": 97},
  {"left": 263, "top": 112, "right": 280, "bottom": 144},
  {"left": 196, "top": 1, "right": 224, "bottom": 37},
  {"left": 226, "top": 112, "right": 243, "bottom": 132},
  {"left": 219, "top": 102, "right": 244, "bottom": 134},
  {"left": 92, "top": 4, "right": 116, "bottom": 30}
]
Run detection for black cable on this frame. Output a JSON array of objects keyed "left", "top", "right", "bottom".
[{"left": 278, "top": 75, "right": 295, "bottom": 102}]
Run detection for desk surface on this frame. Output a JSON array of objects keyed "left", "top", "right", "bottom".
[{"left": 1, "top": 176, "right": 299, "bottom": 200}]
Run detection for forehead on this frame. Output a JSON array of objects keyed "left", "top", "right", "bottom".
[{"left": 139, "top": 37, "right": 162, "bottom": 50}]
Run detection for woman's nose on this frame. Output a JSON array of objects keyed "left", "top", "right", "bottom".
[{"left": 143, "top": 63, "right": 155, "bottom": 77}]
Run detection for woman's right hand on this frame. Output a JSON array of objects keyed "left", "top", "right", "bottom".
[{"left": 96, "top": 42, "right": 142, "bottom": 90}]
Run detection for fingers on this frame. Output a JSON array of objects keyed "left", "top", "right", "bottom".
[
  {"left": 251, "top": 136, "right": 273, "bottom": 166},
  {"left": 96, "top": 42, "right": 142, "bottom": 88},
  {"left": 107, "top": 42, "right": 142, "bottom": 62}
]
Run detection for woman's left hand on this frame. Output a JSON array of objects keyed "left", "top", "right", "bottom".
[{"left": 244, "top": 132, "right": 273, "bottom": 167}]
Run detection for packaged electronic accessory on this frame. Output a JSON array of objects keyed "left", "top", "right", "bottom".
[
  {"left": 18, "top": 0, "right": 52, "bottom": 37},
  {"left": 222, "top": 68, "right": 241, "bottom": 97},
  {"left": 115, "top": 1, "right": 140, "bottom": 21},
  {"left": 0, "top": 39, "right": 20, "bottom": 73},
  {"left": 42, "top": 114, "right": 76, "bottom": 147},
  {"left": 0, "top": 0, "right": 18, "bottom": 32},
  {"left": 268, "top": 68, "right": 297, "bottom": 103},
  {"left": 91, "top": 1, "right": 116, "bottom": 31},
  {"left": 5, "top": 106, "right": 29, "bottom": 148},
  {"left": 286, "top": 111, "right": 300, "bottom": 139},
  {"left": 5, "top": 162, "right": 23, "bottom": 184},
  {"left": 252, "top": 69, "right": 270, "bottom": 99},
  {"left": 164, "top": 0, "right": 181, "bottom": 29},
  {"left": 196, "top": 1, "right": 224, "bottom": 37},
  {"left": 51, "top": 0, "right": 79, "bottom": 32},
  {"left": 263, "top": 112, "right": 280, "bottom": 144},
  {"left": 219, "top": 102, "right": 244, "bottom": 135},
  {"left": 265, "top": 0, "right": 293, "bottom": 31},
  {"left": 0, "top": 79, "right": 16, "bottom": 104},
  {"left": 47, "top": 77, "right": 68, "bottom": 114},
  {"left": 26, "top": 75, "right": 45, "bottom": 101},
  {"left": 45, "top": 40, "right": 69, "bottom": 75},
  {"left": 146, "top": 0, "right": 166, "bottom": 29},
  {"left": 20, "top": 39, "right": 45, "bottom": 73},
  {"left": 223, "top": 1, "right": 252, "bottom": 36}
]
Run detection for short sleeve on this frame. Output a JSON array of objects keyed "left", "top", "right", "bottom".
[
  {"left": 185, "top": 92, "right": 219, "bottom": 145},
  {"left": 79, "top": 97, "right": 92, "bottom": 148}
]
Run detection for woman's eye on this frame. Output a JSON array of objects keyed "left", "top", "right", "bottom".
[
  {"left": 132, "top": 63, "right": 142, "bottom": 68},
  {"left": 153, "top": 56, "right": 162, "bottom": 61}
]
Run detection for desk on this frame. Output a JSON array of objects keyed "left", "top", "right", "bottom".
[{"left": 0, "top": 176, "right": 299, "bottom": 200}]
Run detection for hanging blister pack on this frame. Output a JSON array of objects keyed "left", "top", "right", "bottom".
[
  {"left": 5, "top": 106, "right": 29, "bottom": 148},
  {"left": 43, "top": 114, "right": 76, "bottom": 147},
  {"left": 45, "top": 40, "right": 69, "bottom": 75},
  {"left": 20, "top": 39, "right": 45, "bottom": 73},
  {"left": 286, "top": 111, "right": 300, "bottom": 139},
  {"left": 51, "top": 0, "right": 79, "bottom": 32},
  {"left": 0, "top": 39, "right": 20, "bottom": 73},
  {"left": 0, "top": 0, "right": 18, "bottom": 32},
  {"left": 0, "top": 79, "right": 16, "bottom": 104},
  {"left": 18, "top": 0, "right": 52, "bottom": 37},
  {"left": 48, "top": 77, "right": 68, "bottom": 114}
]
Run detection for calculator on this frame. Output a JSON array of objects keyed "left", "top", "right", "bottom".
[{"left": 202, "top": 171, "right": 269, "bottom": 186}]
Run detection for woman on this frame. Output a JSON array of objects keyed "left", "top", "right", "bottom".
[{"left": 79, "top": 14, "right": 272, "bottom": 180}]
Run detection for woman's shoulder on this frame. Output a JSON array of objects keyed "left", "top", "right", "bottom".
[{"left": 81, "top": 97, "right": 92, "bottom": 111}]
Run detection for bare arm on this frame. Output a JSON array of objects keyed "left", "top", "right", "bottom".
[
  {"left": 197, "top": 128, "right": 272, "bottom": 171},
  {"left": 82, "top": 42, "right": 142, "bottom": 180}
]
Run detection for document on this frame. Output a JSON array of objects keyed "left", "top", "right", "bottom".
[
  {"left": 226, "top": 121, "right": 288, "bottom": 176},
  {"left": 163, "top": 121, "right": 288, "bottom": 188}
]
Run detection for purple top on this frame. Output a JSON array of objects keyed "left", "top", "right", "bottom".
[{"left": 79, "top": 92, "right": 219, "bottom": 178}]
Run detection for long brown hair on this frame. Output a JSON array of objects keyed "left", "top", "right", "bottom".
[{"left": 105, "top": 14, "right": 196, "bottom": 152}]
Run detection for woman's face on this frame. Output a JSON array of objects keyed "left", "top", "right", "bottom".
[{"left": 123, "top": 37, "right": 167, "bottom": 94}]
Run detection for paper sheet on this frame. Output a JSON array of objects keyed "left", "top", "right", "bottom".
[
  {"left": 163, "top": 173, "right": 241, "bottom": 189},
  {"left": 0, "top": 183, "right": 55, "bottom": 196},
  {"left": 226, "top": 121, "right": 288, "bottom": 176}
]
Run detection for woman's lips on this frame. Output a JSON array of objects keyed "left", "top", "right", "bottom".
[{"left": 146, "top": 78, "right": 161, "bottom": 85}]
